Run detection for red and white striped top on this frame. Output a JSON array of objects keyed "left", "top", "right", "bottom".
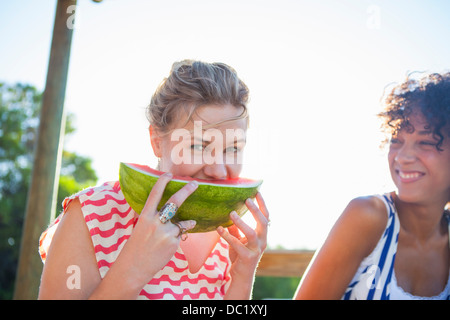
[{"left": 39, "top": 181, "right": 231, "bottom": 300}]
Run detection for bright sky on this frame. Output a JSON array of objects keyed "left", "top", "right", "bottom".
[{"left": 1, "top": 0, "right": 450, "bottom": 250}]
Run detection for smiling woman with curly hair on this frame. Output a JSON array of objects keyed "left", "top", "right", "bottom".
[{"left": 295, "top": 72, "right": 450, "bottom": 300}]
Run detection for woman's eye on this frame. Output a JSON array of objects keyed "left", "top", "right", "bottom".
[
  {"left": 224, "top": 146, "right": 243, "bottom": 154},
  {"left": 191, "top": 144, "right": 205, "bottom": 152},
  {"left": 390, "top": 138, "right": 400, "bottom": 145},
  {"left": 419, "top": 141, "right": 437, "bottom": 147}
]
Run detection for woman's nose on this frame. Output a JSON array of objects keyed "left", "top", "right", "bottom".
[
  {"left": 203, "top": 162, "right": 228, "bottom": 180},
  {"left": 394, "top": 144, "right": 416, "bottom": 164}
]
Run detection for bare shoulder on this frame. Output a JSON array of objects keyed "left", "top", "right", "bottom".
[
  {"left": 345, "top": 195, "right": 388, "bottom": 216},
  {"left": 39, "top": 198, "right": 101, "bottom": 299},
  {"left": 342, "top": 196, "right": 388, "bottom": 231},
  {"left": 294, "top": 195, "right": 389, "bottom": 299},
  {"left": 46, "top": 198, "right": 94, "bottom": 259},
  {"left": 333, "top": 195, "right": 388, "bottom": 257}
]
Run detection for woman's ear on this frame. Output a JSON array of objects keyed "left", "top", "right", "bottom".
[{"left": 149, "top": 125, "right": 162, "bottom": 157}]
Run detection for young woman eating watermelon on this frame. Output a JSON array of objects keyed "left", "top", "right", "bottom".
[
  {"left": 294, "top": 72, "right": 450, "bottom": 300},
  {"left": 38, "top": 60, "right": 269, "bottom": 299}
]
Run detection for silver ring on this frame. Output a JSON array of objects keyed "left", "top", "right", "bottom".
[
  {"left": 158, "top": 202, "right": 178, "bottom": 224},
  {"left": 174, "top": 222, "right": 188, "bottom": 241}
]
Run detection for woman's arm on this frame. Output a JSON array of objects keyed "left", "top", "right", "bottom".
[
  {"left": 38, "top": 198, "right": 101, "bottom": 299},
  {"left": 294, "top": 196, "right": 388, "bottom": 300}
]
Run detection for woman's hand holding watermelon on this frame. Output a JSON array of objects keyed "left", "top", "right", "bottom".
[
  {"left": 98, "top": 173, "right": 198, "bottom": 297},
  {"left": 217, "top": 192, "right": 269, "bottom": 299}
]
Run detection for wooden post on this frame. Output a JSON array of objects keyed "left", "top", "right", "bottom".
[{"left": 14, "top": 0, "right": 77, "bottom": 300}]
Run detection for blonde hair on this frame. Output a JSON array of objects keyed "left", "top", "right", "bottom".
[{"left": 147, "top": 60, "right": 249, "bottom": 136}]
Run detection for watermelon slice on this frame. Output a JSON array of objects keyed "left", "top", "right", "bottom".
[{"left": 119, "top": 162, "right": 263, "bottom": 232}]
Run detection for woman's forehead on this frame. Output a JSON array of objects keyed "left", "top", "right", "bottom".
[
  {"left": 192, "top": 104, "right": 246, "bottom": 123},
  {"left": 174, "top": 104, "right": 247, "bottom": 130},
  {"left": 394, "top": 110, "right": 430, "bottom": 133}
]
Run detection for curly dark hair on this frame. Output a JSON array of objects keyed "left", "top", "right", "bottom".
[{"left": 378, "top": 72, "right": 450, "bottom": 151}]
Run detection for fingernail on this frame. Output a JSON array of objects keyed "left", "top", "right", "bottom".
[
  {"left": 189, "top": 180, "right": 198, "bottom": 188},
  {"left": 164, "top": 172, "right": 173, "bottom": 178},
  {"left": 230, "top": 211, "right": 238, "bottom": 218}
]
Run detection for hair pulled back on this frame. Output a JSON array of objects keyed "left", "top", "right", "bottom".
[{"left": 147, "top": 60, "right": 249, "bottom": 135}]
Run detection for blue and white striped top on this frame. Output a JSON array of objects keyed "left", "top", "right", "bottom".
[{"left": 342, "top": 193, "right": 450, "bottom": 300}]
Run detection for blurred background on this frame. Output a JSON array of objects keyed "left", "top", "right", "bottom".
[{"left": 1, "top": 0, "right": 449, "bottom": 299}]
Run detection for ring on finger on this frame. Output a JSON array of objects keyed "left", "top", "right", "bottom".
[
  {"left": 174, "top": 222, "right": 188, "bottom": 241},
  {"left": 158, "top": 202, "right": 178, "bottom": 224}
]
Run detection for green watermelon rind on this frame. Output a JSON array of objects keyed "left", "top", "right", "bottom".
[{"left": 119, "top": 162, "right": 263, "bottom": 233}]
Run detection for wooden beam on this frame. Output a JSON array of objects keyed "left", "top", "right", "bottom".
[
  {"left": 256, "top": 250, "right": 315, "bottom": 278},
  {"left": 14, "top": 0, "right": 77, "bottom": 300}
]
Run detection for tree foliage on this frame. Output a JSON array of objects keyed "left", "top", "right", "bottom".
[
  {"left": 0, "top": 83, "right": 98, "bottom": 299},
  {"left": 252, "top": 276, "right": 300, "bottom": 300}
]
